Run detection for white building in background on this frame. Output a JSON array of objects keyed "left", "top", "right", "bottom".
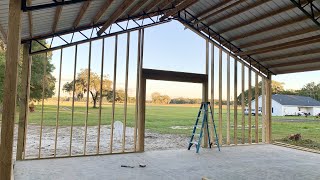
[{"left": 251, "top": 94, "right": 320, "bottom": 116}]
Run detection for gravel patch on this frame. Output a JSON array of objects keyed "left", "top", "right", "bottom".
[{"left": 1, "top": 124, "right": 189, "bottom": 160}]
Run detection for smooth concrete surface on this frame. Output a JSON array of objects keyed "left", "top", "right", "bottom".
[{"left": 14, "top": 144, "right": 320, "bottom": 180}]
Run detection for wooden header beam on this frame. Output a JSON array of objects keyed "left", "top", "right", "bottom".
[{"left": 141, "top": 68, "right": 208, "bottom": 83}]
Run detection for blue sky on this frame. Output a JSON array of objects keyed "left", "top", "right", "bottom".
[{"left": 50, "top": 21, "right": 320, "bottom": 100}]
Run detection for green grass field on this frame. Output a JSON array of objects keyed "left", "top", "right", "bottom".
[{"left": 1, "top": 102, "right": 320, "bottom": 149}]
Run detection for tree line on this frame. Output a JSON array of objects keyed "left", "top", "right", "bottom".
[{"left": 237, "top": 80, "right": 320, "bottom": 105}]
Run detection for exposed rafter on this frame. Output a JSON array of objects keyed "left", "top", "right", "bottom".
[
  {"left": 27, "top": 0, "right": 33, "bottom": 38},
  {"left": 259, "top": 48, "right": 320, "bottom": 62},
  {"left": 148, "top": 0, "right": 178, "bottom": 17},
  {"left": 140, "top": 1, "right": 163, "bottom": 15},
  {"left": 230, "top": 14, "right": 317, "bottom": 42},
  {"left": 276, "top": 66, "right": 320, "bottom": 74},
  {"left": 236, "top": 34, "right": 320, "bottom": 56},
  {"left": 92, "top": 0, "right": 114, "bottom": 25},
  {"left": 52, "top": 5, "right": 63, "bottom": 33},
  {"left": 21, "top": 0, "right": 87, "bottom": 12},
  {"left": 200, "top": 0, "right": 270, "bottom": 30},
  {"left": 73, "top": 1, "right": 91, "bottom": 28},
  {"left": 194, "top": 0, "right": 231, "bottom": 20},
  {"left": 268, "top": 58, "right": 320, "bottom": 68},
  {"left": 126, "top": 0, "right": 149, "bottom": 16},
  {"left": 239, "top": 26, "right": 319, "bottom": 49},
  {"left": 97, "top": 0, "right": 135, "bottom": 36},
  {"left": 194, "top": 0, "right": 242, "bottom": 25},
  {"left": 160, "top": 0, "right": 198, "bottom": 21},
  {"left": 219, "top": 4, "right": 297, "bottom": 34},
  {"left": 177, "top": 9, "right": 273, "bottom": 75},
  {"left": 290, "top": 0, "right": 320, "bottom": 27}
]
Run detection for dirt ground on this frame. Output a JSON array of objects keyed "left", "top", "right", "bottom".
[{"left": 5, "top": 124, "right": 189, "bottom": 159}]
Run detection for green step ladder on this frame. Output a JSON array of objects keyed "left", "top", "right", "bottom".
[{"left": 188, "top": 102, "right": 220, "bottom": 153}]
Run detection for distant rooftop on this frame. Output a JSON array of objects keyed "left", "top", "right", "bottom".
[{"left": 272, "top": 94, "right": 320, "bottom": 107}]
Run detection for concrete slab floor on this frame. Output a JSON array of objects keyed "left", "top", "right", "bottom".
[{"left": 14, "top": 144, "right": 320, "bottom": 180}]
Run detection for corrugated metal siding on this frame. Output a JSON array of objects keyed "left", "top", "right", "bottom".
[
  {"left": 186, "top": 0, "right": 320, "bottom": 74},
  {"left": 0, "top": 0, "right": 319, "bottom": 75}
]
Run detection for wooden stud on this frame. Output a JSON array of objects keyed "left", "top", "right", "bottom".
[
  {"left": 265, "top": 75, "right": 272, "bottom": 143},
  {"left": 234, "top": 60, "right": 238, "bottom": 145},
  {"left": 54, "top": 49, "right": 63, "bottom": 157},
  {"left": 84, "top": 42, "right": 92, "bottom": 155},
  {"left": 218, "top": 47, "right": 223, "bottom": 145},
  {"left": 202, "top": 0, "right": 269, "bottom": 30},
  {"left": 239, "top": 26, "right": 318, "bottom": 49},
  {"left": 137, "top": 78, "right": 146, "bottom": 152},
  {"left": 134, "top": 30, "right": 142, "bottom": 151},
  {"left": 97, "top": 0, "right": 135, "bottom": 36},
  {"left": 268, "top": 75, "right": 272, "bottom": 143},
  {"left": 261, "top": 77, "right": 266, "bottom": 143},
  {"left": 73, "top": 1, "right": 91, "bottom": 28},
  {"left": 0, "top": 0, "right": 21, "bottom": 174},
  {"left": 16, "top": 44, "right": 32, "bottom": 160},
  {"left": 38, "top": 53, "right": 48, "bottom": 158},
  {"left": 248, "top": 69, "right": 252, "bottom": 144},
  {"left": 255, "top": 73, "right": 259, "bottom": 143},
  {"left": 226, "top": 53, "right": 230, "bottom": 145},
  {"left": 69, "top": 45, "right": 78, "bottom": 156},
  {"left": 97, "top": 39, "right": 105, "bottom": 154},
  {"left": 110, "top": 35, "right": 118, "bottom": 153},
  {"left": 92, "top": 0, "right": 115, "bottom": 24},
  {"left": 210, "top": 43, "right": 215, "bottom": 144},
  {"left": 122, "top": 32, "right": 130, "bottom": 152},
  {"left": 202, "top": 39, "right": 209, "bottom": 148},
  {"left": 241, "top": 63, "right": 245, "bottom": 144},
  {"left": 236, "top": 34, "right": 320, "bottom": 56},
  {"left": 137, "top": 29, "right": 145, "bottom": 152}
]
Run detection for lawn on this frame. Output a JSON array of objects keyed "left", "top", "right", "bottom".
[{"left": 1, "top": 102, "right": 319, "bottom": 149}]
